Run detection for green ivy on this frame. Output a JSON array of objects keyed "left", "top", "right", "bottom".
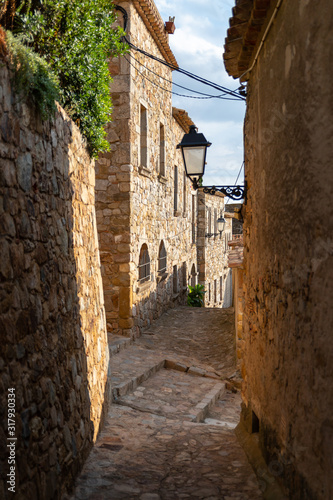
[
  {"left": 12, "top": 0, "right": 127, "bottom": 157},
  {"left": 5, "top": 30, "right": 59, "bottom": 119}
]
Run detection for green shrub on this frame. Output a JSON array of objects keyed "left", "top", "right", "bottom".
[
  {"left": 187, "top": 284, "right": 206, "bottom": 307},
  {"left": 6, "top": 30, "right": 59, "bottom": 119},
  {"left": 10, "top": 0, "right": 127, "bottom": 157}
]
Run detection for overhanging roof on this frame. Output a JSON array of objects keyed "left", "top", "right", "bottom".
[
  {"left": 223, "top": 0, "right": 278, "bottom": 79},
  {"left": 132, "top": 0, "right": 178, "bottom": 68}
]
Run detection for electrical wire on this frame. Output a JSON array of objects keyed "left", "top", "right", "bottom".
[
  {"left": 127, "top": 39, "right": 246, "bottom": 101},
  {"left": 124, "top": 54, "right": 242, "bottom": 101},
  {"left": 127, "top": 52, "right": 231, "bottom": 100},
  {"left": 225, "top": 161, "right": 244, "bottom": 206},
  {"left": 115, "top": 5, "right": 245, "bottom": 102}
]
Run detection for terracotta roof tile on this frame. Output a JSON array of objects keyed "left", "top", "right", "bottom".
[
  {"left": 172, "top": 108, "right": 195, "bottom": 134},
  {"left": 132, "top": 0, "right": 178, "bottom": 68},
  {"left": 223, "top": 0, "right": 278, "bottom": 79}
]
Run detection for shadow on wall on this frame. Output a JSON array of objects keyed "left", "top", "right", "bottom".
[
  {"left": 223, "top": 269, "right": 233, "bottom": 309},
  {"left": 0, "top": 63, "right": 109, "bottom": 499},
  {"left": 133, "top": 271, "right": 189, "bottom": 335}
]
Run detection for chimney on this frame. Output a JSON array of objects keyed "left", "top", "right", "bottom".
[{"left": 165, "top": 16, "right": 176, "bottom": 34}]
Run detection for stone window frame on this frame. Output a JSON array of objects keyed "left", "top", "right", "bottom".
[
  {"left": 190, "top": 263, "right": 197, "bottom": 287},
  {"left": 173, "top": 264, "right": 178, "bottom": 294},
  {"left": 158, "top": 240, "right": 167, "bottom": 274},
  {"left": 183, "top": 170, "right": 187, "bottom": 217},
  {"left": 174, "top": 165, "right": 181, "bottom": 216},
  {"left": 139, "top": 100, "right": 150, "bottom": 176},
  {"left": 159, "top": 121, "right": 166, "bottom": 178},
  {"left": 182, "top": 261, "right": 187, "bottom": 290},
  {"left": 191, "top": 194, "right": 196, "bottom": 244},
  {"left": 138, "top": 243, "right": 151, "bottom": 284}
]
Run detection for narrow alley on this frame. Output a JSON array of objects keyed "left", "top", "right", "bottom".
[{"left": 67, "top": 307, "right": 263, "bottom": 500}]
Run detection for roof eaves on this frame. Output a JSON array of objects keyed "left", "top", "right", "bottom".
[
  {"left": 132, "top": 0, "right": 179, "bottom": 69},
  {"left": 172, "top": 107, "right": 195, "bottom": 134}
]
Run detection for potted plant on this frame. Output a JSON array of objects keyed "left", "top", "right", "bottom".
[{"left": 187, "top": 284, "right": 206, "bottom": 307}]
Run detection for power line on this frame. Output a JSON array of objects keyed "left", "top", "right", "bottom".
[
  {"left": 115, "top": 5, "right": 245, "bottom": 102},
  {"left": 127, "top": 52, "right": 232, "bottom": 100},
  {"left": 225, "top": 161, "right": 245, "bottom": 205},
  {"left": 124, "top": 54, "right": 242, "bottom": 101}
]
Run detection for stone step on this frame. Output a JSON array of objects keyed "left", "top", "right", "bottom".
[
  {"left": 112, "top": 359, "right": 165, "bottom": 401},
  {"left": 108, "top": 333, "right": 133, "bottom": 357},
  {"left": 189, "top": 382, "right": 226, "bottom": 423},
  {"left": 110, "top": 345, "right": 166, "bottom": 401},
  {"left": 203, "top": 389, "right": 242, "bottom": 429}
]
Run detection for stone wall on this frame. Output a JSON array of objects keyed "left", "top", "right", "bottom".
[
  {"left": 0, "top": 62, "right": 109, "bottom": 498},
  {"left": 240, "top": 1, "right": 333, "bottom": 498},
  {"left": 197, "top": 191, "right": 232, "bottom": 308},
  {"left": 96, "top": 0, "right": 197, "bottom": 337}
]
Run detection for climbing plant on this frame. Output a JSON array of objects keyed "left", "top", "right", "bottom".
[
  {"left": 5, "top": 30, "right": 59, "bottom": 119},
  {"left": 1, "top": 0, "right": 127, "bottom": 157}
]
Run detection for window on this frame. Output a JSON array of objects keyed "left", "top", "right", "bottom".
[
  {"left": 214, "top": 208, "right": 217, "bottom": 237},
  {"left": 220, "top": 276, "right": 223, "bottom": 301},
  {"left": 214, "top": 279, "right": 217, "bottom": 303},
  {"left": 140, "top": 104, "right": 148, "bottom": 168},
  {"left": 174, "top": 166, "right": 178, "bottom": 212},
  {"left": 158, "top": 241, "right": 167, "bottom": 273},
  {"left": 159, "top": 123, "right": 165, "bottom": 176},
  {"left": 191, "top": 264, "right": 196, "bottom": 287},
  {"left": 182, "top": 262, "right": 187, "bottom": 287},
  {"left": 138, "top": 244, "right": 150, "bottom": 283},
  {"left": 208, "top": 283, "right": 211, "bottom": 303},
  {"left": 208, "top": 209, "right": 212, "bottom": 235},
  {"left": 183, "top": 171, "right": 187, "bottom": 214},
  {"left": 173, "top": 265, "right": 178, "bottom": 293}
]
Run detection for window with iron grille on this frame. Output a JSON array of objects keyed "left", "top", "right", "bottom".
[
  {"left": 138, "top": 244, "right": 150, "bottom": 283},
  {"left": 158, "top": 241, "right": 167, "bottom": 273}
]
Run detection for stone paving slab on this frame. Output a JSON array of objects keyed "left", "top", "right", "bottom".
[
  {"left": 110, "top": 346, "right": 166, "bottom": 401},
  {"left": 116, "top": 369, "right": 226, "bottom": 422},
  {"left": 68, "top": 405, "right": 263, "bottom": 500},
  {"left": 67, "top": 307, "right": 264, "bottom": 499},
  {"left": 138, "top": 307, "right": 236, "bottom": 378},
  {"left": 204, "top": 392, "right": 242, "bottom": 429}
]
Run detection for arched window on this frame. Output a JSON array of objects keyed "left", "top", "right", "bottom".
[
  {"left": 191, "top": 264, "right": 196, "bottom": 287},
  {"left": 139, "top": 244, "right": 150, "bottom": 283},
  {"left": 158, "top": 241, "right": 167, "bottom": 273}
]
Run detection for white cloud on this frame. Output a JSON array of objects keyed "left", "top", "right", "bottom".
[{"left": 153, "top": 0, "right": 245, "bottom": 188}]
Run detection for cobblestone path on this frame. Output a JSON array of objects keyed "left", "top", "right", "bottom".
[{"left": 68, "top": 307, "right": 263, "bottom": 500}]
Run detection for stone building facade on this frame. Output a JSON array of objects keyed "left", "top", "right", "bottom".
[
  {"left": 96, "top": 0, "right": 231, "bottom": 337},
  {"left": 224, "top": 1, "right": 333, "bottom": 499},
  {"left": 197, "top": 191, "right": 232, "bottom": 308},
  {"left": 0, "top": 63, "right": 109, "bottom": 498}
]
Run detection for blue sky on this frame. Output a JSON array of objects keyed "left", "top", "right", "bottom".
[{"left": 154, "top": 0, "right": 246, "bottom": 187}]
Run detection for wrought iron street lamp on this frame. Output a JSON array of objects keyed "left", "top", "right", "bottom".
[
  {"left": 205, "top": 215, "right": 226, "bottom": 239},
  {"left": 177, "top": 125, "right": 246, "bottom": 201},
  {"left": 217, "top": 215, "right": 226, "bottom": 234}
]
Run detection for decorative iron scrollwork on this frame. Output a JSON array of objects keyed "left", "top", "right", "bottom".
[{"left": 201, "top": 185, "right": 245, "bottom": 200}]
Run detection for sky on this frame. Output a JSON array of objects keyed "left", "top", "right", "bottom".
[{"left": 154, "top": 0, "right": 246, "bottom": 188}]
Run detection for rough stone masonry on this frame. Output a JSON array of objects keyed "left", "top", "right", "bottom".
[{"left": 0, "top": 62, "right": 109, "bottom": 499}]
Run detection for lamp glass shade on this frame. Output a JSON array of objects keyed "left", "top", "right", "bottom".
[
  {"left": 183, "top": 146, "right": 206, "bottom": 177},
  {"left": 217, "top": 216, "right": 226, "bottom": 233}
]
